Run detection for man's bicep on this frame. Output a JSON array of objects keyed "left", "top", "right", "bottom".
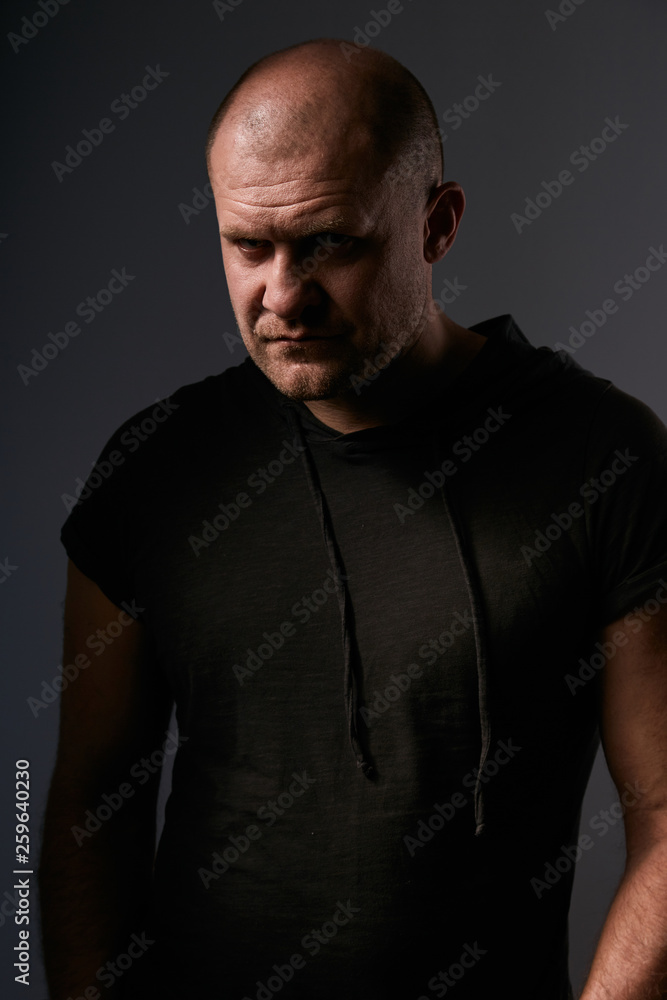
[
  {"left": 56, "top": 558, "right": 173, "bottom": 789},
  {"left": 599, "top": 602, "right": 667, "bottom": 855}
]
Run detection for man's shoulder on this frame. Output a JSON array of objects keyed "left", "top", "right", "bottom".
[
  {"left": 137, "top": 356, "right": 261, "bottom": 419},
  {"left": 461, "top": 316, "right": 667, "bottom": 458},
  {"left": 532, "top": 348, "right": 665, "bottom": 440},
  {"left": 479, "top": 315, "right": 659, "bottom": 410},
  {"left": 102, "top": 357, "right": 272, "bottom": 450},
  {"left": 460, "top": 314, "right": 609, "bottom": 416}
]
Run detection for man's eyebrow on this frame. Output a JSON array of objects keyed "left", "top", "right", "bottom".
[{"left": 219, "top": 215, "right": 354, "bottom": 241}]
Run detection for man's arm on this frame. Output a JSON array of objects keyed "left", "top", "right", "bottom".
[
  {"left": 39, "top": 560, "right": 173, "bottom": 999},
  {"left": 579, "top": 601, "right": 667, "bottom": 1000}
]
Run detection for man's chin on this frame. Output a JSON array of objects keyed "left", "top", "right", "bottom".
[{"left": 251, "top": 354, "right": 358, "bottom": 403}]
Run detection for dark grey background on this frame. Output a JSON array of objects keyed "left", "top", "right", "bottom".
[{"left": 2, "top": 0, "right": 665, "bottom": 996}]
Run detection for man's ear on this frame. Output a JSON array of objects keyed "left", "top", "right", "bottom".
[{"left": 423, "top": 181, "right": 466, "bottom": 263}]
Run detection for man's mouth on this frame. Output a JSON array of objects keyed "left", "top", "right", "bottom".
[{"left": 264, "top": 333, "right": 341, "bottom": 343}]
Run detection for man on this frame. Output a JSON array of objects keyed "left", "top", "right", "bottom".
[{"left": 39, "top": 38, "right": 667, "bottom": 1000}]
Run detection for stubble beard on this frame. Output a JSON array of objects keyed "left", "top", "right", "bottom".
[
  {"left": 237, "top": 288, "right": 432, "bottom": 402},
  {"left": 240, "top": 320, "right": 390, "bottom": 402}
]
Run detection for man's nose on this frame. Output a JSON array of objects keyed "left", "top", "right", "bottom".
[{"left": 261, "top": 251, "right": 321, "bottom": 319}]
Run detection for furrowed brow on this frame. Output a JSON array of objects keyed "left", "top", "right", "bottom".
[{"left": 219, "top": 214, "right": 353, "bottom": 242}]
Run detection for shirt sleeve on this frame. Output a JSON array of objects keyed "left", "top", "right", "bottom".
[
  {"left": 60, "top": 416, "right": 138, "bottom": 606},
  {"left": 584, "top": 384, "right": 667, "bottom": 624},
  {"left": 59, "top": 401, "right": 160, "bottom": 614}
]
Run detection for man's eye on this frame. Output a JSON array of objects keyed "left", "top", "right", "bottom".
[
  {"left": 318, "top": 233, "right": 356, "bottom": 250},
  {"left": 299, "top": 234, "right": 356, "bottom": 258},
  {"left": 237, "top": 238, "right": 270, "bottom": 252},
  {"left": 324, "top": 233, "right": 353, "bottom": 247}
]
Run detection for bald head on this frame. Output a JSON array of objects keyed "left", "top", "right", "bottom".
[{"left": 205, "top": 39, "right": 444, "bottom": 202}]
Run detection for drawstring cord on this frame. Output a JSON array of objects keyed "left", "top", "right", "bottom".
[
  {"left": 282, "top": 403, "right": 375, "bottom": 779},
  {"left": 279, "top": 403, "right": 490, "bottom": 830},
  {"left": 432, "top": 427, "right": 491, "bottom": 836}
]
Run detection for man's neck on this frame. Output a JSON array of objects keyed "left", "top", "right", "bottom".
[{"left": 302, "top": 311, "right": 488, "bottom": 434}]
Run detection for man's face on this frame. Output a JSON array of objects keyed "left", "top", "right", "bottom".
[{"left": 208, "top": 114, "right": 433, "bottom": 401}]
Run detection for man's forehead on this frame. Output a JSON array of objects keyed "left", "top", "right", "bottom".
[
  {"left": 216, "top": 189, "right": 376, "bottom": 241},
  {"left": 211, "top": 140, "right": 383, "bottom": 239}
]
